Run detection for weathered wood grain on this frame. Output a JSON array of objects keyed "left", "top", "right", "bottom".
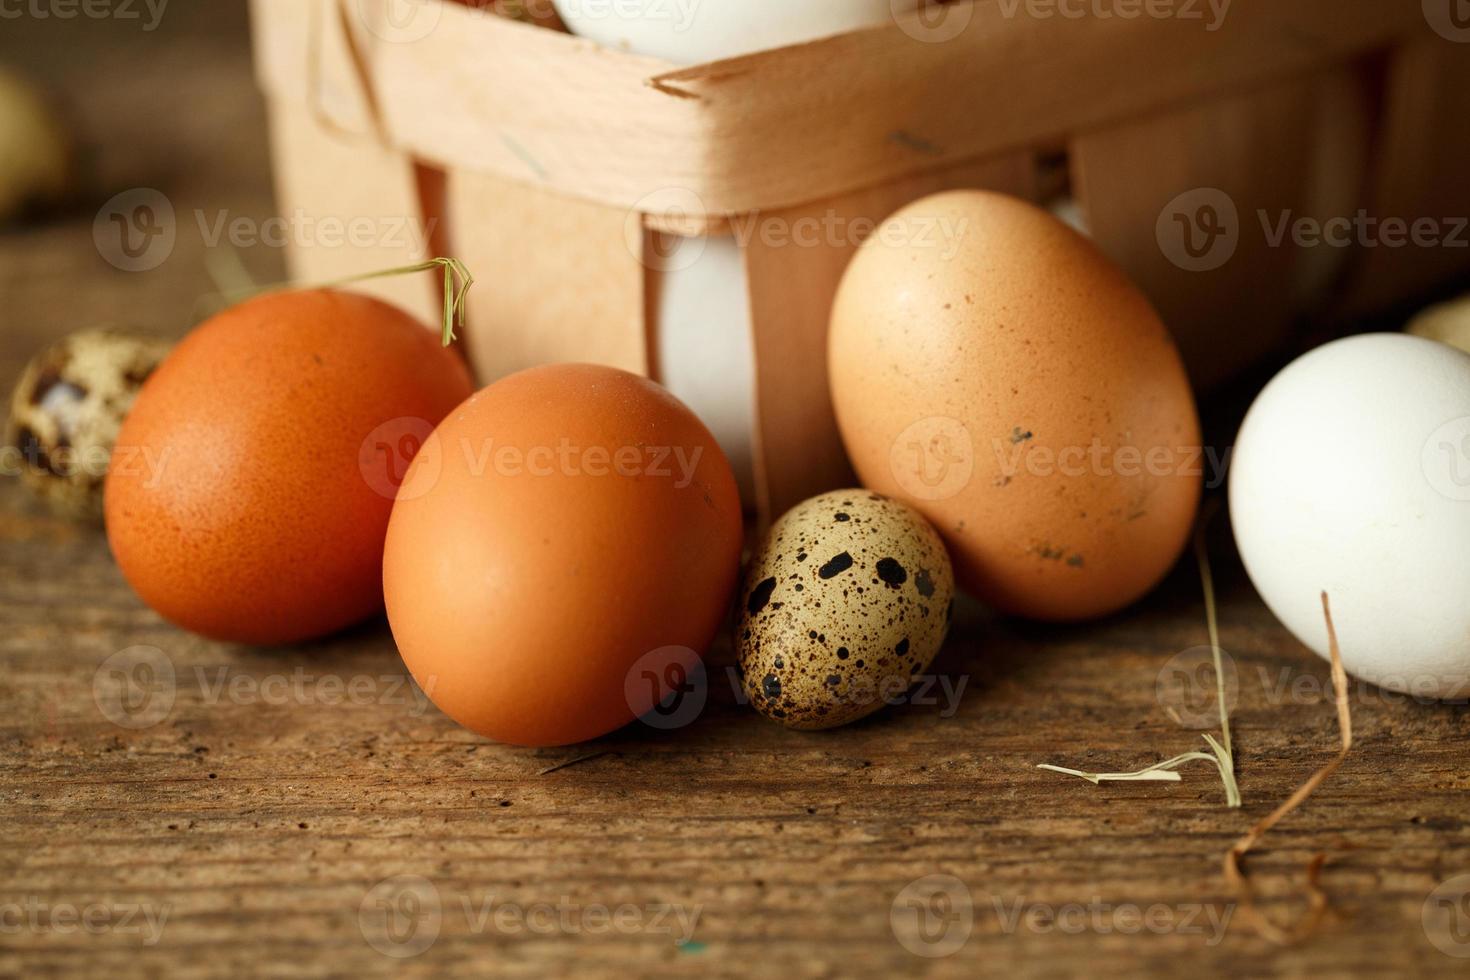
[
  {"left": 1, "top": 5, "right": 1468, "bottom": 979},
  {"left": 4, "top": 472, "right": 1469, "bottom": 979}
]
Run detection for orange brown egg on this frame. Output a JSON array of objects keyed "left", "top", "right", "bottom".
[
  {"left": 105, "top": 289, "right": 475, "bottom": 645},
  {"left": 382, "top": 363, "right": 744, "bottom": 747}
]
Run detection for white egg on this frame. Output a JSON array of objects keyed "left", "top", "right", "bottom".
[
  {"left": 655, "top": 234, "right": 757, "bottom": 501},
  {"left": 1230, "top": 333, "right": 1470, "bottom": 701},
  {"left": 1048, "top": 195, "right": 1091, "bottom": 237},
  {"left": 553, "top": 1, "right": 917, "bottom": 64},
  {"left": 554, "top": 1, "right": 917, "bottom": 504}
]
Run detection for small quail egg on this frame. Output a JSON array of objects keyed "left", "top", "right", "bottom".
[
  {"left": 1407, "top": 293, "right": 1470, "bottom": 354},
  {"left": 5, "top": 328, "right": 172, "bottom": 520},
  {"left": 737, "top": 490, "right": 955, "bottom": 730},
  {"left": 0, "top": 67, "right": 74, "bottom": 224}
]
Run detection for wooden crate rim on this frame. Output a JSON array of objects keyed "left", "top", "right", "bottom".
[{"left": 251, "top": 0, "right": 1430, "bottom": 229}]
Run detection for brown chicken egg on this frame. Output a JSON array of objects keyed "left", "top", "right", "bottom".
[
  {"left": 828, "top": 190, "right": 1201, "bottom": 621},
  {"left": 106, "top": 289, "right": 475, "bottom": 645},
  {"left": 383, "top": 364, "right": 744, "bottom": 747}
]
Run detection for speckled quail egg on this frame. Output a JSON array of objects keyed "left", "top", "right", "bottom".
[
  {"left": 737, "top": 490, "right": 955, "bottom": 730},
  {"left": 5, "top": 328, "right": 172, "bottom": 520}
]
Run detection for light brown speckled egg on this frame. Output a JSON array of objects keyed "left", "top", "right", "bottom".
[
  {"left": 737, "top": 489, "right": 955, "bottom": 730},
  {"left": 829, "top": 190, "right": 1201, "bottom": 622},
  {"left": 5, "top": 328, "right": 172, "bottom": 520}
]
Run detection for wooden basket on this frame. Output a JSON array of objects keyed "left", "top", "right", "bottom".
[{"left": 250, "top": 0, "right": 1470, "bottom": 521}]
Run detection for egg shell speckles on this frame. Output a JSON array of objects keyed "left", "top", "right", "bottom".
[
  {"left": 5, "top": 328, "right": 171, "bottom": 520},
  {"left": 828, "top": 190, "right": 1201, "bottom": 622},
  {"left": 737, "top": 490, "right": 955, "bottom": 730}
]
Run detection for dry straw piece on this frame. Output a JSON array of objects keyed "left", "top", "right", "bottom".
[
  {"left": 1037, "top": 512, "right": 1240, "bottom": 806},
  {"left": 205, "top": 257, "right": 475, "bottom": 348},
  {"left": 1037, "top": 519, "right": 1358, "bottom": 946},
  {"left": 1224, "top": 592, "right": 1354, "bottom": 945}
]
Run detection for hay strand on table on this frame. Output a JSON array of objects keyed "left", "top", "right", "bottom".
[
  {"left": 1035, "top": 504, "right": 1240, "bottom": 807},
  {"left": 1223, "top": 591, "right": 1353, "bottom": 945}
]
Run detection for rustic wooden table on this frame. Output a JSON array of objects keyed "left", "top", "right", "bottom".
[{"left": 2, "top": 5, "right": 1468, "bottom": 978}]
